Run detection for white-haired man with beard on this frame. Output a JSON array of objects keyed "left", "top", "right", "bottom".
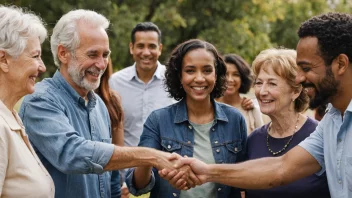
[{"left": 19, "top": 9, "right": 188, "bottom": 198}]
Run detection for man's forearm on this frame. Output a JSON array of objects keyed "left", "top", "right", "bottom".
[
  {"left": 206, "top": 157, "right": 285, "bottom": 189},
  {"left": 104, "top": 146, "right": 159, "bottom": 171}
]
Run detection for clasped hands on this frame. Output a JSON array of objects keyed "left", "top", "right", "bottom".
[{"left": 156, "top": 153, "right": 208, "bottom": 190}]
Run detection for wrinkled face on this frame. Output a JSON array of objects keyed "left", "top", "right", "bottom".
[
  {"left": 254, "top": 66, "right": 296, "bottom": 116},
  {"left": 67, "top": 24, "right": 110, "bottom": 92},
  {"left": 296, "top": 37, "right": 339, "bottom": 109},
  {"left": 224, "top": 63, "right": 241, "bottom": 96},
  {"left": 181, "top": 48, "right": 217, "bottom": 103},
  {"left": 5, "top": 37, "right": 46, "bottom": 96},
  {"left": 130, "top": 31, "right": 162, "bottom": 74}
]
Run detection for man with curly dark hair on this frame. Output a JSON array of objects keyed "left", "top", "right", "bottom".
[{"left": 160, "top": 12, "right": 352, "bottom": 198}]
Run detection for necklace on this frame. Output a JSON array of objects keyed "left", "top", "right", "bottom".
[{"left": 266, "top": 114, "right": 300, "bottom": 156}]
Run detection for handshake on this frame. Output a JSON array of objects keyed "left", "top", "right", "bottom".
[{"left": 155, "top": 152, "right": 209, "bottom": 190}]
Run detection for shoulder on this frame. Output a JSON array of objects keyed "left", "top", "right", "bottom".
[
  {"left": 110, "top": 65, "right": 134, "bottom": 80},
  {"left": 248, "top": 124, "right": 268, "bottom": 140},
  {"left": 23, "top": 78, "right": 61, "bottom": 105},
  {"left": 216, "top": 102, "right": 242, "bottom": 115}
]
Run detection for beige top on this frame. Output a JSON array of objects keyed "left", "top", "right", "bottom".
[
  {"left": 236, "top": 105, "right": 264, "bottom": 135},
  {"left": 0, "top": 100, "right": 55, "bottom": 198}
]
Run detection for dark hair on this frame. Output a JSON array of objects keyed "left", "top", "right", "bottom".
[
  {"left": 223, "top": 54, "right": 254, "bottom": 94},
  {"left": 298, "top": 12, "right": 352, "bottom": 66},
  {"left": 165, "top": 39, "right": 227, "bottom": 101},
  {"left": 131, "top": 22, "right": 161, "bottom": 44},
  {"left": 95, "top": 58, "right": 123, "bottom": 132}
]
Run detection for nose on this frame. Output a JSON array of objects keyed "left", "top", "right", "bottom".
[
  {"left": 142, "top": 47, "right": 151, "bottom": 56},
  {"left": 259, "top": 83, "right": 269, "bottom": 96},
  {"left": 295, "top": 67, "right": 306, "bottom": 85},
  {"left": 39, "top": 59, "right": 46, "bottom": 73},
  {"left": 194, "top": 71, "right": 205, "bottom": 83},
  {"left": 96, "top": 56, "right": 108, "bottom": 70}
]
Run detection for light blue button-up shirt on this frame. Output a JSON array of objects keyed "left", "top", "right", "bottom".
[
  {"left": 109, "top": 62, "right": 175, "bottom": 147},
  {"left": 19, "top": 71, "right": 119, "bottom": 198},
  {"left": 299, "top": 100, "right": 352, "bottom": 198}
]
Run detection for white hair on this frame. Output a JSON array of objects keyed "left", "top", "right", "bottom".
[
  {"left": 0, "top": 6, "right": 47, "bottom": 58},
  {"left": 50, "top": 9, "right": 110, "bottom": 67}
]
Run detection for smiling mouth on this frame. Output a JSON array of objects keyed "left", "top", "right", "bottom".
[
  {"left": 260, "top": 99, "right": 274, "bottom": 104},
  {"left": 86, "top": 71, "right": 100, "bottom": 77},
  {"left": 30, "top": 76, "right": 37, "bottom": 82},
  {"left": 192, "top": 86, "right": 206, "bottom": 90}
]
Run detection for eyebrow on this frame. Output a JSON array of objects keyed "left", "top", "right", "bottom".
[{"left": 296, "top": 60, "right": 311, "bottom": 66}]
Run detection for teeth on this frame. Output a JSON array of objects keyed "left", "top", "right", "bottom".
[
  {"left": 262, "top": 100, "right": 272, "bottom": 103},
  {"left": 30, "top": 77, "right": 36, "bottom": 81},
  {"left": 193, "top": 87, "right": 205, "bottom": 90}
]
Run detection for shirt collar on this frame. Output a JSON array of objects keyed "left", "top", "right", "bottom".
[
  {"left": 327, "top": 99, "right": 352, "bottom": 115},
  {"left": 0, "top": 100, "right": 22, "bottom": 130},
  {"left": 52, "top": 70, "right": 97, "bottom": 108},
  {"left": 173, "top": 98, "right": 228, "bottom": 123},
  {"left": 127, "top": 61, "right": 164, "bottom": 81}
]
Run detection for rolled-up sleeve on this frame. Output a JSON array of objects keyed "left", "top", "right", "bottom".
[
  {"left": 20, "top": 95, "right": 114, "bottom": 174},
  {"left": 299, "top": 120, "right": 325, "bottom": 176}
]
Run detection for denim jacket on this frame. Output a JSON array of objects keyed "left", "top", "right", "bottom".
[
  {"left": 126, "top": 99, "right": 247, "bottom": 198},
  {"left": 19, "top": 71, "right": 120, "bottom": 198}
]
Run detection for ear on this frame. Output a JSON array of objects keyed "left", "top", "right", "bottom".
[
  {"left": 158, "top": 43, "right": 163, "bottom": 55},
  {"left": 292, "top": 85, "right": 303, "bottom": 101},
  {"left": 57, "top": 44, "right": 71, "bottom": 65},
  {"left": 0, "top": 50, "right": 9, "bottom": 73},
  {"left": 129, "top": 42, "right": 133, "bottom": 55},
  {"left": 336, "top": 54, "right": 349, "bottom": 75}
]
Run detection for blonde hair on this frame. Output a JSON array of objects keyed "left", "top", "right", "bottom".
[{"left": 252, "top": 48, "right": 308, "bottom": 112}]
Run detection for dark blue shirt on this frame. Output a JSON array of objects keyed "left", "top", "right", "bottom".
[
  {"left": 126, "top": 99, "right": 247, "bottom": 198},
  {"left": 246, "top": 117, "right": 330, "bottom": 198}
]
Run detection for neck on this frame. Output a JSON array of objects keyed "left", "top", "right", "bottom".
[
  {"left": 269, "top": 111, "right": 300, "bottom": 138},
  {"left": 136, "top": 64, "right": 157, "bottom": 84},
  {"left": 331, "top": 74, "right": 352, "bottom": 115},
  {"left": 0, "top": 79, "right": 21, "bottom": 110},
  {"left": 217, "top": 93, "right": 242, "bottom": 107},
  {"left": 186, "top": 97, "right": 214, "bottom": 124}
]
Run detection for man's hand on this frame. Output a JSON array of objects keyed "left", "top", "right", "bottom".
[
  {"left": 159, "top": 155, "right": 209, "bottom": 188},
  {"left": 121, "top": 182, "right": 130, "bottom": 198},
  {"left": 241, "top": 97, "right": 254, "bottom": 110}
]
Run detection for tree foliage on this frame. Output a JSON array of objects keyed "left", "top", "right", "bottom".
[{"left": 1, "top": 0, "right": 351, "bottom": 77}]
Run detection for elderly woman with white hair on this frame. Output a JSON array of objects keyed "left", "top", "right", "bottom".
[{"left": 0, "top": 6, "right": 54, "bottom": 198}]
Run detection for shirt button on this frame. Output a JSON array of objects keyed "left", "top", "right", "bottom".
[
  {"left": 212, "top": 128, "right": 215, "bottom": 131},
  {"left": 234, "top": 147, "right": 238, "bottom": 152},
  {"left": 338, "top": 180, "right": 342, "bottom": 184},
  {"left": 218, "top": 188, "right": 222, "bottom": 191},
  {"left": 338, "top": 139, "right": 342, "bottom": 142},
  {"left": 168, "top": 145, "right": 171, "bottom": 149},
  {"left": 187, "top": 141, "right": 191, "bottom": 144},
  {"left": 173, "top": 192, "right": 177, "bottom": 197},
  {"left": 216, "top": 149, "right": 220, "bottom": 153},
  {"left": 214, "top": 141, "right": 218, "bottom": 144},
  {"left": 188, "top": 125, "right": 192, "bottom": 129}
]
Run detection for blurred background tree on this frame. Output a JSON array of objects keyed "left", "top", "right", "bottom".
[{"left": 1, "top": 0, "right": 351, "bottom": 78}]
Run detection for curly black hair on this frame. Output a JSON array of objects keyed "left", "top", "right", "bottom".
[
  {"left": 298, "top": 12, "right": 352, "bottom": 66},
  {"left": 165, "top": 39, "right": 227, "bottom": 101},
  {"left": 223, "top": 54, "right": 254, "bottom": 94}
]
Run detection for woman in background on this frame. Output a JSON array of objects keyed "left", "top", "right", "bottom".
[
  {"left": 217, "top": 54, "right": 263, "bottom": 134},
  {"left": 0, "top": 5, "right": 54, "bottom": 197},
  {"left": 245, "top": 48, "right": 330, "bottom": 198},
  {"left": 95, "top": 58, "right": 129, "bottom": 198}
]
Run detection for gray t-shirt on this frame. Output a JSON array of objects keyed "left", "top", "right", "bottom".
[{"left": 180, "top": 120, "right": 216, "bottom": 198}]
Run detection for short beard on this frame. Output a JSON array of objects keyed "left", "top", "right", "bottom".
[
  {"left": 67, "top": 59, "right": 104, "bottom": 92},
  {"left": 309, "top": 67, "right": 339, "bottom": 109}
]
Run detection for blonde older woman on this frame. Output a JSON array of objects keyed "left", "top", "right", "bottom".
[
  {"left": 245, "top": 48, "right": 330, "bottom": 198},
  {"left": 0, "top": 6, "right": 54, "bottom": 197}
]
